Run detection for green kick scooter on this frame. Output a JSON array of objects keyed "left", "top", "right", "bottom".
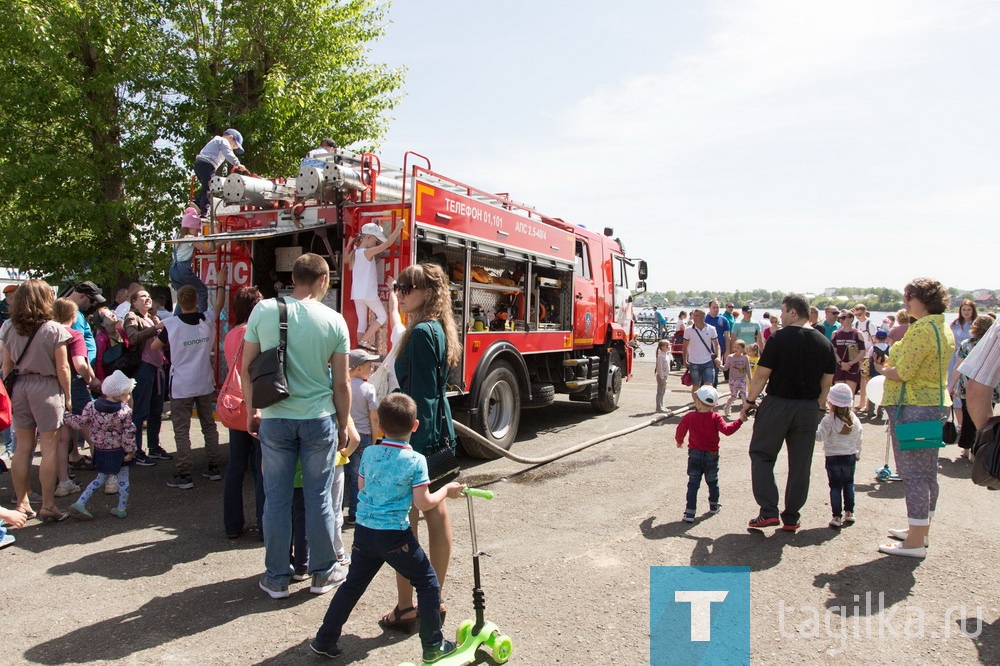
[{"left": 401, "top": 487, "right": 513, "bottom": 666}]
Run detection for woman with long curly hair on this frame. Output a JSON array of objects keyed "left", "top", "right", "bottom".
[
  {"left": 380, "top": 263, "right": 462, "bottom": 632},
  {"left": 1, "top": 280, "right": 73, "bottom": 522}
]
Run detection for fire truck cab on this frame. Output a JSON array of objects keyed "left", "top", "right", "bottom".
[{"left": 179, "top": 148, "right": 647, "bottom": 458}]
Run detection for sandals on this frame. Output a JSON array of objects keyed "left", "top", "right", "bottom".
[
  {"left": 16, "top": 506, "right": 37, "bottom": 520},
  {"left": 69, "top": 456, "right": 96, "bottom": 471},
  {"left": 39, "top": 507, "right": 69, "bottom": 523},
  {"left": 378, "top": 604, "right": 447, "bottom": 633},
  {"left": 379, "top": 605, "right": 418, "bottom": 633}
]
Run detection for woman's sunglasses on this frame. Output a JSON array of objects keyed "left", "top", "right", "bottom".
[{"left": 392, "top": 283, "right": 416, "bottom": 296}]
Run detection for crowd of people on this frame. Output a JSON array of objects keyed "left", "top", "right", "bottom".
[
  {"left": 664, "top": 281, "right": 997, "bottom": 559},
  {"left": 0, "top": 253, "right": 467, "bottom": 662},
  {"left": 4, "top": 263, "right": 1000, "bottom": 661}
]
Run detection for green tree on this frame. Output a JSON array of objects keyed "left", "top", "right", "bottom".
[
  {"left": 169, "top": 0, "right": 403, "bottom": 176},
  {"left": 0, "top": 0, "right": 183, "bottom": 286},
  {"left": 0, "top": 0, "right": 403, "bottom": 287}
]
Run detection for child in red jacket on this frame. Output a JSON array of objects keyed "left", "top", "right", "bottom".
[{"left": 676, "top": 386, "right": 746, "bottom": 523}]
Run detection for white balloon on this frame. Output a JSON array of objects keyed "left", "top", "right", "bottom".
[{"left": 866, "top": 375, "right": 886, "bottom": 406}]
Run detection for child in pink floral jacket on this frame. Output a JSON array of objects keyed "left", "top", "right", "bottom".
[{"left": 65, "top": 371, "right": 137, "bottom": 519}]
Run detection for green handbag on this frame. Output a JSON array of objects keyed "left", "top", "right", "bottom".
[{"left": 894, "top": 322, "right": 946, "bottom": 451}]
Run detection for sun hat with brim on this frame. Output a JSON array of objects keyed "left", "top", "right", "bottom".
[
  {"left": 828, "top": 383, "right": 854, "bottom": 408},
  {"left": 102, "top": 370, "right": 136, "bottom": 398}
]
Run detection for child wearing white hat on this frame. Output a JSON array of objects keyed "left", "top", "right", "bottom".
[
  {"left": 816, "top": 383, "right": 863, "bottom": 528},
  {"left": 345, "top": 219, "right": 404, "bottom": 352},
  {"left": 675, "top": 385, "right": 747, "bottom": 523},
  {"left": 65, "top": 371, "right": 137, "bottom": 520}
]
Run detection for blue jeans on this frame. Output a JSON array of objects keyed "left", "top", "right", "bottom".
[
  {"left": 258, "top": 417, "right": 338, "bottom": 586},
  {"left": 131, "top": 362, "right": 164, "bottom": 454},
  {"left": 222, "top": 428, "right": 265, "bottom": 537},
  {"left": 291, "top": 487, "right": 308, "bottom": 570},
  {"left": 316, "top": 524, "right": 442, "bottom": 650},
  {"left": 685, "top": 449, "right": 720, "bottom": 513},
  {"left": 689, "top": 361, "right": 716, "bottom": 387},
  {"left": 825, "top": 454, "right": 856, "bottom": 517},
  {"left": 343, "top": 433, "right": 372, "bottom": 520},
  {"left": 169, "top": 260, "right": 208, "bottom": 314}
]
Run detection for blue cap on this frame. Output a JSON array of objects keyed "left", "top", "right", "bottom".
[
  {"left": 875, "top": 329, "right": 888, "bottom": 339},
  {"left": 225, "top": 128, "right": 244, "bottom": 155}
]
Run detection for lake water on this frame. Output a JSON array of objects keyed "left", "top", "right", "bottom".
[{"left": 637, "top": 307, "right": 962, "bottom": 332}]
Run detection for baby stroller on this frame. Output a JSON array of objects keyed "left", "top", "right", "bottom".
[{"left": 670, "top": 329, "right": 685, "bottom": 371}]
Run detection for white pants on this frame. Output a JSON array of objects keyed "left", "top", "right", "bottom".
[{"left": 354, "top": 297, "right": 387, "bottom": 333}]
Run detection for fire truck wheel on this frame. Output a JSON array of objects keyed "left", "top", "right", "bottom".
[
  {"left": 591, "top": 350, "right": 623, "bottom": 414},
  {"left": 463, "top": 361, "right": 521, "bottom": 459}
]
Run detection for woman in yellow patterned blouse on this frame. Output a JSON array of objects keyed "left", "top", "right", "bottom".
[{"left": 873, "top": 278, "right": 953, "bottom": 559}]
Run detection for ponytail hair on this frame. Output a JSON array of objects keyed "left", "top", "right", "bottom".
[{"left": 834, "top": 406, "right": 854, "bottom": 435}]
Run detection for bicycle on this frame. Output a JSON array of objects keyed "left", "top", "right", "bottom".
[{"left": 638, "top": 327, "right": 660, "bottom": 344}]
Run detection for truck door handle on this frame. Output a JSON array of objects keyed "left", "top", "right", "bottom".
[{"left": 576, "top": 293, "right": 583, "bottom": 299}]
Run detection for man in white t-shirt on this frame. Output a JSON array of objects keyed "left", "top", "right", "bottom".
[
  {"left": 683, "top": 308, "right": 721, "bottom": 398},
  {"left": 152, "top": 275, "right": 227, "bottom": 490}
]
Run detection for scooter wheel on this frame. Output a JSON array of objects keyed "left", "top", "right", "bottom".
[
  {"left": 456, "top": 619, "right": 475, "bottom": 644},
  {"left": 491, "top": 635, "right": 513, "bottom": 663}
]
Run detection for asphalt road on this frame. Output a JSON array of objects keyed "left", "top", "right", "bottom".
[{"left": 2, "top": 349, "right": 998, "bottom": 665}]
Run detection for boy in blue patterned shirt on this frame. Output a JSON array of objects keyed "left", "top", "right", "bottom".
[{"left": 311, "top": 393, "right": 464, "bottom": 662}]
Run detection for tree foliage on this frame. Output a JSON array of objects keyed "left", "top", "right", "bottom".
[{"left": 0, "top": 0, "right": 403, "bottom": 287}]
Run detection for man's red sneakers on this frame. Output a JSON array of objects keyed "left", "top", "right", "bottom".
[
  {"left": 748, "top": 516, "right": 781, "bottom": 529},
  {"left": 781, "top": 523, "right": 801, "bottom": 532}
]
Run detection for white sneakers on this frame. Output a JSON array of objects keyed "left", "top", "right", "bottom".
[{"left": 54, "top": 480, "right": 81, "bottom": 497}]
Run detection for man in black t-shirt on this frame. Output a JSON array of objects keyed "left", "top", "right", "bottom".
[{"left": 739, "top": 294, "right": 837, "bottom": 531}]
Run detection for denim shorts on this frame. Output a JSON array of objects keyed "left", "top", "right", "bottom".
[{"left": 689, "top": 361, "right": 717, "bottom": 386}]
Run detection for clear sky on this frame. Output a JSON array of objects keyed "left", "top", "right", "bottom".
[{"left": 368, "top": 1, "right": 1000, "bottom": 294}]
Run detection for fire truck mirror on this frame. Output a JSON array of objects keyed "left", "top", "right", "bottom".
[
  {"left": 638, "top": 260, "right": 648, "bottom": 281},
  {"left": 636, "top": 280, "right": 647, "bottom": 294}
]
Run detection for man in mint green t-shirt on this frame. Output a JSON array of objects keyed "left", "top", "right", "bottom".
[
  {"left": 732, "top": 305, "right": 763, "bottom": 350},
  {"left": 242, "top": 252, "right": 352, "bottom": 600}
]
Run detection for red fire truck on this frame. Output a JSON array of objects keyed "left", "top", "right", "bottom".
[{"left": 180, "top": 148, "right": 647, "bottom": 458}]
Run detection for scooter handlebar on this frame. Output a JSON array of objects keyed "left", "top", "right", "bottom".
[{"left": 462, "top": 487, "right": 493, "bottom": 500}]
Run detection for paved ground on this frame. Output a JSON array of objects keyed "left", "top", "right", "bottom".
[{"left": 2, "top": 348, "right": 998, "bottom": 665}]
